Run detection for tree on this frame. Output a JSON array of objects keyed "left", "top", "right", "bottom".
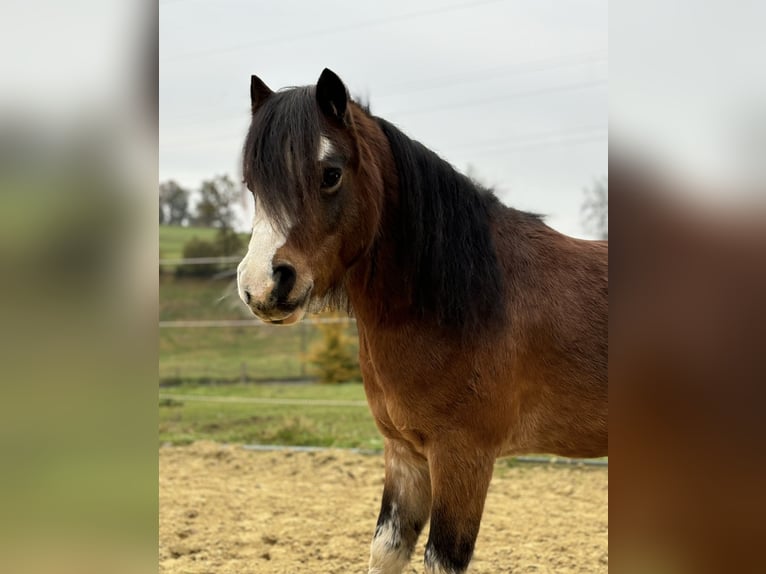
[
  {"left": 581, "top": 176, "right": 608, "bottom": 240},
  {"left": 159, "top": 180, "right": 189, "bottom": 225},
  {"left": 193, "top": 174, "right": 242, "bottom": 229}
]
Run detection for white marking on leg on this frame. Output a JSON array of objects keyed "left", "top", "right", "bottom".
[
  {"left": 318, "top": 135, "right": 334, "bottom": 161},
  {"left": 369, "top": 503, "right": 409, "bottom": 574},
  {"left": 424, "top": 548, "right": 459, "bottom": 574},
  {"left": 237, "top": 197, "right": 290, "bottom": 305}
]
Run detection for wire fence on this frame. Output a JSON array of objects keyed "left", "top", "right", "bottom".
[
  {"left": 160, "top": 263, "right": 358, "bottom": 384},
  {"left": 159, "top": 317, "right": 358, "bottom": 385},
  {"left": 159, "top": 256, "right": 242, "bottom": 265}
]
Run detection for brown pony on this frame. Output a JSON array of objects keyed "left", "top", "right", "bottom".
[{"left": 237, "top": 68, "right": 607, "bottom": 574}]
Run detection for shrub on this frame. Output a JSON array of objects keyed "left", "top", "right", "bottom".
[
  {"left": 175, "top": 236, "right": 221, "bottom": 277},
  {"left": 215, "top": 227, "right": 244, "bottom": 256},
  {"left": 307, "top": 321, "right": 361, "bottom": 384}
]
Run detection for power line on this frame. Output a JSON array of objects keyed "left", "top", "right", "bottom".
[
  {"left": 165, "top": 0, "right": 509, "bottom": 61},
  {"left": 161, "top": 51, "right": 606, "bottom": 130},
  {"left": 468, "top": 131, "right": 607, "bottom": 159},
  {"left": 388, "top": 78, "right": 607, "bottom": 117},
  {"left": 162, "top": 126, "right": 607, "bottom": 159},
  {"left": 160, "top": 81, "right": 607, "bottom": 150},
  {"left": 376, "top": 51, "right": 607, "bottom": 99},
  {"left": 443, "top": 125, "right": 607, "bottom": 154}
]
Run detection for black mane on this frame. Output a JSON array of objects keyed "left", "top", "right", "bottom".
[{"left": 375, "top": 117, "right": 507, "bottom": 332}]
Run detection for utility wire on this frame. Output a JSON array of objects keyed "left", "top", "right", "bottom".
[
  {"left": 444, "top": 125, "right": 606, "bottom": 153},
  {"left": 388, "top": 78, "right": 606, "bottom": 117},
  {"left": 161, "top": 80, "right": 607, "bottom": 150},
  {"left": 162, "top": 51, "right": 607, "bottom": 129},
  {"left": 377, "top": 51, "right": 607, "bottom": 98},
  {"left": 165, "top": 0, "right": 509, "bottom": 61},
  {"left": 467, "top": 132, "right": 606, "bottom": 160}
]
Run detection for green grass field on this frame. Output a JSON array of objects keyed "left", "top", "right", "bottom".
[
  {"left": 159, "top": 225, "right": 220, "bottom": 260},
  {"left": 160, "top": 224, "right": 249, "bottom": 260},
  {"left": 159, "top": 276, "right": 358, "bottom": 382},
  {"left": 159, "top": 381, "right": 380, "bottom": 449},
  {"left": 160, "top": 275, "right": 241, "bottom": 320},
  {"left": 159, "top": 225, "right": 370, "bottom": 450},
  {"left": 159, "top": 224, "right": 359, "bottom": 382},
  {"left": 159, "top": 282, "right": 358, "bottom": 381},
  {"left": 158, "top": 382, "right": 606, "bottom": 467}
]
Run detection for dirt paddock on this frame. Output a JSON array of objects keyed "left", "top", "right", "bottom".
[{"left": 160, "top": 442, "right": 607, "bottom": 573}]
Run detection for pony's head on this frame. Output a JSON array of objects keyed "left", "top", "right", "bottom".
[{"left": 237, "top": 69, "right": 384, "bottom": 324}]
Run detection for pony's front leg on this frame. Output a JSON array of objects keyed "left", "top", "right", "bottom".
[
  {"left": 369, "top": 439, "right": 431, "bottom": 574},
  {"left": 424, "top": 444, "right": 495, "bottom": 574}
]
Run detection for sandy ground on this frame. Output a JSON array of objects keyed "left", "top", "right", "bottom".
[{"left": 159, "top": 442, "right": 608, "bottom": 573}]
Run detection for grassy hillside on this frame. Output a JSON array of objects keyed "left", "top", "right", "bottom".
[
  {"left": 159, "top": 224, "right": 250, "bottom": 262},
  {"left": 160, "top": 275, "right": 357, "bottom": 382},
  {"left": 160, "top": 276, "right": 243, "bottom": 321},
  {"left": 159, "top": 225, "right": 367, "bottom": 450},
  {"left": 159, "top": 382, "right": 379, "bottom": 448},
  {"left": 159, "top": 225, "right": 220, "bottom": 260},
  {"left": 159, "top": 224, "right": 358, "bottom": 382}
]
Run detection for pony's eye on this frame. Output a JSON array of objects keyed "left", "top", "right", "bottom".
[{"left": 321, "top": 167, "right": 342, "bottom": 191}]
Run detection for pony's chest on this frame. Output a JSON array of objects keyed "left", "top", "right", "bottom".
[
  {"left": 359, "top": 332, "right": 464, "bottom": 444},
  {"left": 362, "top": 331, "right": 445, "bottom": 390},
  {"left": 362, "top": 373, "right": 430, "bottom": 452}
]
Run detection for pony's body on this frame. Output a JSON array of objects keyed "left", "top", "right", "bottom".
[
  {"left": 354, "top": 214, "right": 607, "bottom": 460},
  {"left": 237, "top": 69, "right": 607, "bottom": 574}
]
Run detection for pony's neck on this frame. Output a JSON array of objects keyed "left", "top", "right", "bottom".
[{"left": 341, "top": 106, "right": 404, "bottom": 325}]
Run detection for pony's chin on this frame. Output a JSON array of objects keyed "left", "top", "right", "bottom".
[{"left": 265, "top": 308, "right": 303, "bottom": 326}]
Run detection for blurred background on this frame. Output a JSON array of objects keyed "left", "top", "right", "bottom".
[{"left": 1, "top": 0, "right": 765, "bottom": 572}]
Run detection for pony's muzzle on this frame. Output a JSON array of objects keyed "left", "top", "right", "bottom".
[{"left": 239, "top": 261, "right": 310, "bottom": 325}]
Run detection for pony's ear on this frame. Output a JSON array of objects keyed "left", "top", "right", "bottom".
[
  {"left": 250, "top": 75, "right": 273, "bottom": 113},
  {"left": 316, "top": 68, "right": 348, "bottom": 124}
]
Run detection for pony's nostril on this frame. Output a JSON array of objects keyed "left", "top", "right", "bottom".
[
  {"left": 272, "top": 263, "right": 297, "bottom": 301},
  {"left": 244, "top": 290, "right": 252, "bottom": 304}
]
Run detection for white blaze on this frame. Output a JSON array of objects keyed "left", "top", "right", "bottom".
[
  {"left": 237, "top": 197, "right": 289, "bottom": 305},
  {"left": 318, "top": 135, "right": 334, "bottom": 161}
]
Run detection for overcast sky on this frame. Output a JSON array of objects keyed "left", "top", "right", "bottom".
[{"left": 160, "top": 0, "right": 608, "bottom": 237}]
